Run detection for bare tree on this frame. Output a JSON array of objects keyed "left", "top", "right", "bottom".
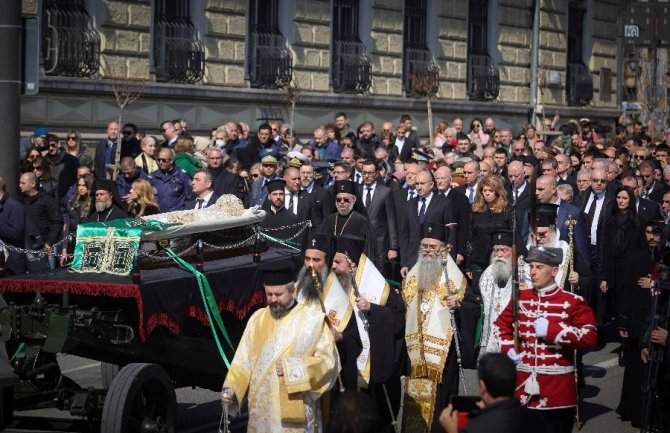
[
  {"left": 279, "top": 74, "right": 302, "bottom": 137},
  {"left": 105, "top": 62, "right": 146, "bottom": 179},
  {"left": 633, "top": 47, "right": 669, "bottom": 135},
  {"left": 409, "top": 65, "right": 440, "bottom": 144}
]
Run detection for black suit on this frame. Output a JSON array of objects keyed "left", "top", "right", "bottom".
[
  {"left": 644, "top": 181, "right": 668, "bottom": 205},
  {"left": 637, "top": 197, "right": 662, "bottom": 223},
  {"left": 209, "top": 168, "right": 240, "bottom": 197},
  {"left": 388, "top": 137, "right": 414, "bottom": 162},
  {"left": 306, "top": 184, "right": 332, "bottom": 222},
  {"left": 505, "top": 182, "right": 531, "bottom": 239},
  {"left": 557, "top": 173, "right": 578, "bottom": 194},
  {"left": 359, "top": 182, "right": 398, "bottom": 256},
  {"left": 460, "top": 399, "right": 550, "bottom": 433},
  {"left": 94, "top": 139, "right": 117, "bottom": 179},
  {"left": 399, "top": 193, "right": 450, "bottom": 268},
  {"left": 185, "top": 192, "right": 221, "bottom": 210},
  {"left": 443, "top": 188, "right": 470, "bottom": 261},
  {"left": 285, "top": 190, "right": 322, "bottom": 228}
]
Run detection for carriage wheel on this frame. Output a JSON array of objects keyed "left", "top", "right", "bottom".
[{"left": 100, "top": 363, "right": 177, "bottom": 433}]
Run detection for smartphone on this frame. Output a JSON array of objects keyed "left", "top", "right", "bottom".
[{"left": 450, "top": 395, "right": 481, "bottom": 413}]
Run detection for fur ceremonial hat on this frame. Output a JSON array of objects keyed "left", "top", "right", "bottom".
[
  {"left": 333, "top": 234, "right": 364, "bottom": 263},
  {"left": 420, "top": 222, "right": 445, "bottom": 242},
  {"left": 265, "top": 179, "right": 286, "bottom": 193},
  {"left": 334, "top": 180, "right": 356, "bottom": 196},
  {"left": 524, "top": 246, "right": 563, "bottom": 266},
  {"left": 306, "top": 232, "right": 330, "bottom": 255},
  {"left": 260, "top": 260, "right": 295, "bottom": 286},
  {"left": 491, "top": 230, "right": 513, "bottom": 247},
  {"left": 535, "top": 203, "right": 559, "bottom": 227}
]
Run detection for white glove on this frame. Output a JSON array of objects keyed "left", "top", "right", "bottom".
[
  {"left": 534, "top": 317, "right": 548, "bottom": 338},
  {"left": 507, "top": 348, "right": 522, "bottom": 364}
]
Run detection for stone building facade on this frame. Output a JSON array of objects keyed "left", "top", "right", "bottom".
[{"left": 21, "top": 0, "right": 637, "bottom": 138}]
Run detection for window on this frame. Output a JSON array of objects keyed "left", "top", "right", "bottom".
[
  {"left": 152, "top": 0, "right": 204, "bottom": 83},
  {"left": 42, "top": 0, "right": 100, "bottom": 77},
  {"left": 403, "top": 0, "right": 437, "bottom": 95},
  {"left": 247, "top": 0, "right": 292, "bottom": 89},
  {"left": 466, "top": 0, "right": 499, "bottom": 101},
  {"left": 566, "top": 2, "right": 593, "bottom": 105},
  {"left": 332, "top": 0, "right": 371, "bottom": 93}
]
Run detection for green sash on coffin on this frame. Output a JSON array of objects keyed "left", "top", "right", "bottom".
[{"left": 70, "top": 218, "right": 176, "bottom": 275}]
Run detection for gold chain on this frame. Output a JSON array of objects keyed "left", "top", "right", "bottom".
[{"left": 333, "top": 212, "right": 353, "bottom": 235}]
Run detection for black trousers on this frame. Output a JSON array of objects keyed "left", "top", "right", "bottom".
[{"left": 536, "top": 407, "right": 576, "bottom": 433}]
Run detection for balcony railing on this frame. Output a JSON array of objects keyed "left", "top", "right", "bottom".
[
  {"left": 567, "top": 62, "right": 593, "bottom": 106},
  {"left": 248, "top": 29, "right": 293, "bottom": 89},
  {"left": 154, "top": 20, "right": 204, "bottom": 84},
  {"left": 332, "top": 39, "right": 371, "bottom": 94},
  {"left": 467, "top": 54, "right": 500, "bottom": 101},
  {"left": 404, "top": 47, "right": 439, "bottom": 96},
  {"left": 42, "top": 1, "right": 100, "bottom": 77}
]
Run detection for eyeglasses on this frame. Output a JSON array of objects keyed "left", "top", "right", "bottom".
[
  {"left": 634, "top": 155, "right": 645, "bottom": 159},
  {"left": 591, "top": 178, "right": 607, "bottom": 183},
  {"left": 157, "top": 158, "right": 171, "bottom": 163},
  {"left": 336, "top": 197, "right": 351, "bottom": 203}
]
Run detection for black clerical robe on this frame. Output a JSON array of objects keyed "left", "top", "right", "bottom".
[{"left": 320, "top": 211, "right": 380, "bottom": 267}]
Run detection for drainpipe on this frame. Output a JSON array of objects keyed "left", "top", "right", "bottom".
[{"left": 529, "top": 0, "right": 540, "bottom": 125}]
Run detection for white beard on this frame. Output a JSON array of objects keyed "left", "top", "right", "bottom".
[
  {"left": 489, "top": 254, "right": 513, "bottom": 288},
  {"left": 415, "top": 252, "right": 444, "bottom": 289},
  {"left": 95, "top": 199, "right": 112, "bottom": 213}
]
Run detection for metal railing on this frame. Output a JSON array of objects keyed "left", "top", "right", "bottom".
[
  {"left": 42, "top": 2, "right": 100, "bottom": 77},
  {"left": 566, "top": 62, "right": 593, "bottom": 106},
  {"left": 332, "top": 39, "right": 372, "bottom": 94},
  {"left": 153, "top": 19, "right": 205, "bottom": 83},
  {"left": 248, "top": 29, "right": 293, "bottom": 89},
  {"left": 404, "top": 47, "right": 438, "bottom": 96},
  {"left": 466, "top": 54, "right": 500, "bottom": 101}
]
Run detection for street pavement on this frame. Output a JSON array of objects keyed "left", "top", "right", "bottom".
[{"left": 5, "top": 341, "right": 640, "bottom": 433}]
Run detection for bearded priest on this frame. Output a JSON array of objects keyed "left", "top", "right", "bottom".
[
  {"left": 402, "top": 222, "right": 471, "bottom": 433},
  {"left": 221, "top": 260, "right": 340, "bottom": 433}
]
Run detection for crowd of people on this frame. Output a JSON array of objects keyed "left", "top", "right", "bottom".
[{"left": 1, "top": 112, "right": 670, "bottom": 433}]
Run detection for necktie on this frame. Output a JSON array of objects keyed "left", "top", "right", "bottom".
[
  {"left": 408, "top": 190, "right": 415, "bottom": 201},
  {"left": 586, "top": 192, "right": 598, "bottom": 224},
  {"left": 288, "top": 193, "right": 294, "bottom": 213},
  {"left": 196, "top": 198, "right": 204, "bottom": 209},
  {"left": 468, "top": 186, "right": 475, "bottom": 204},
  {"left": 365, "top": 187, "right": 372, "bottom": 208},
  {"left": 418, "top": 198, "right": 427, "bottom": 224},
  {"left": 356, "top": 173, "right": 361, "bottom": 184},
  {"left": 104, "top": 143, "right": 114, "bottom": 168}
]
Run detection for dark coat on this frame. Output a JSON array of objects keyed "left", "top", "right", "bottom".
[
  {"left": 209, "top": 167, "right": 240, "bottom": 198},
  {"left": 185, "top": 192, "right": 221, "bottom": 210},
  {"left": 21, "top": 191, "right": 63, "bottom": 246},
  {"left": 636, "top": 197, "right": 662, "bottom": 224},
  {"left": 462, "top": 399, "right": 550, "bottom": 433},
  {"left": 399, "top": 193, "right": 450, "bottom": 269},
  {"left": 45, "top": 149, "right": 79, "bottom": 199},
  {"left": 444, "top": 188, "right": 471, "bottom": 260},
  {"left": 0, "top": 194, "right": 27, "bottom": 274},
  {"left": 94, "top": 139, "right": 117, "bottom": 180},
  {"left": 467, "top": 207, "right": 512, "bottom": 272},
  {"left": 87, "top": 204, "right": 128, "bottom": 223},
  {"left": 359, "top": 182, "right": 398, "bottom": 255}
]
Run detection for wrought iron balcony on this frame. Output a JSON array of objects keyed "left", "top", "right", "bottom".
[
  {"left": 566, "top": 62, "right": 593, "bottom": 106},
  {"left": 153, "top": 20, "right": 204, "bottom": 84},
  {"left": 404, "top": 47, "right": 439, "bottom": 96},
  {"left": 466, "top": 54, "right": 500, "bottom": 101},
  {"left": 332, "top": 39, "right": 372, "bottom": 94},
  {"left": 42, "top": 1, "right": 100, "bottom": 77},
  {"left": 248, "top": 29, "right": 293, "bottom": 89}
]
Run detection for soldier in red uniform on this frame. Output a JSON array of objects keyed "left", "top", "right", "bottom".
[{"left": 494, "top": 246, "right": 597, "bottom": 433}]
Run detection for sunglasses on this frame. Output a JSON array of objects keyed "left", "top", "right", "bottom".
[
  {"left": 157, "top": 158, "right": 171, "bottom": 163},
  {"left": 634, "top": 155, "right": 645, "bottom": 159},
  {"left": 49, "top": 143, "right": 59, "bottom": 147},
  {"left": 336, "top": 197, "right": 351, "bottom": 203},
  {"left": 252, "top": 174, "right": 260, "bottom": 178},
  {"left": 160, "top": 128, "right": 167, "bottom": 133},
  {"left": 67, "top": 136, "right": 77, "bottom": 140},
  {"left": 591, "top": 178, "right": 607, "bottom": 183},
  {"left": 122, "top": 130, "right": 133, "bottom": 135}
]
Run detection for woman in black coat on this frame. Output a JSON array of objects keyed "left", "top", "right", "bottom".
[
  {"left": 599, "top": 186, "right": 649, "bottom": 427},
  {"left": 467, "top": 175, "right": 512, "bottom": 293}
]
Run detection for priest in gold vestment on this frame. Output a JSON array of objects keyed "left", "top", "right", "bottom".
[
  {"left": 221, "top": 260, "right": 340, "bottom": 433},
  {"left": 402, "top": 222, "right": 468, "bottom": 433}
]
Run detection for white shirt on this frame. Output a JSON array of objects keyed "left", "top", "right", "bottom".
[
  {"left": 585, "top": 191, "right": 605, "bottom": 245},
  {"left": 512, "top": 181, "right": 527, "bottom": 200},
  {"left": 302, "top": 182, "right": 314, "bottom": 193},
  {"left": 195, "top": 191, "right": 214, "bottom": 209},
  {"left": 284, "top": 188, "right": 298, "bottom": 214},
  {"left": 407, "top": 188, "right": 417, "bottom": 201},
  {"left": 363, "top": 182, "right": 376, "bottom": 206},
  {"left": 417, "top": 192, "right": 434, "bottom": 216},
  {"left": 394, "top": 136, "right": 405, "bottom": 154}
]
